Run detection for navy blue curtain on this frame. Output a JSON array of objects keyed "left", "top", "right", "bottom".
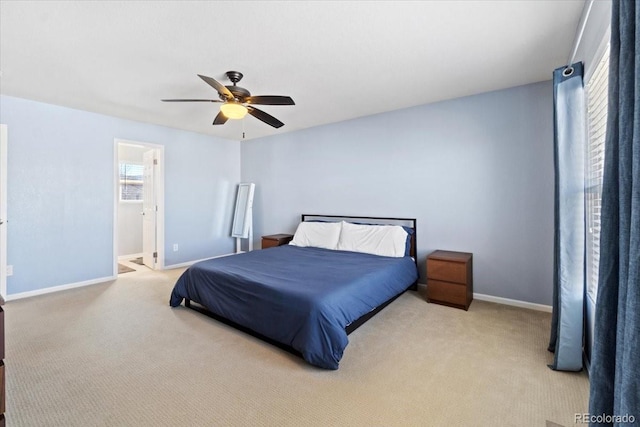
[
  {"left": 548, "top": 62, "right": 586, "bottom": 372},
  {"left": 588, "top": 1, "right": 640, "bottom": 425}
]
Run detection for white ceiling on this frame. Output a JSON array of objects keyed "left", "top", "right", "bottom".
[{"left": 0, "top": 1, "right": 585, "bottom": 141}]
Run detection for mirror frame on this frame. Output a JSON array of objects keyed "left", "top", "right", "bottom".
[{"left": 231, "top": 183, "right": 255, "bottom": 238}]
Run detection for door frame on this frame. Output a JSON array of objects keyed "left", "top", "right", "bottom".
[
  {"left": 0, "top": 124, "right": 7, "bottom": 298},
  {"left": 113, "top": 138, "right": 165, "bottom": 274}
]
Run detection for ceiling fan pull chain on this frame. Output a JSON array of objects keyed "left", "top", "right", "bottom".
[{"left": 242, "top": 117, "right": 246, "bottom": 139}]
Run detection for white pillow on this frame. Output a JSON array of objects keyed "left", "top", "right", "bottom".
[
  {"left": 337, "top": 221, "right": 408, "bottom": 258},
  {"left": 289, "top": 221, "right": 342, "bottom": 249}
]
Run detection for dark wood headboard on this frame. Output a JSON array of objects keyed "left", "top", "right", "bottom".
[{"left": 300, "top": 214, "right": 417, "bottom": 265}]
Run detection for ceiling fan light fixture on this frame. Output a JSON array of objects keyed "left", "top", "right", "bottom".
[
  {"left": 220, "top": 102, "right": 248, "bottom": 119},
  {"left": 164, "top": 73, "right": 293, "bottom": 128}
]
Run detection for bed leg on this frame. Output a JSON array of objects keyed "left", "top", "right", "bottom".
[{"left": 185, "top": 299, "right": 191, "bottom": 308}]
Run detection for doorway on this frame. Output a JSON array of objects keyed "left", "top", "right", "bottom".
[
  {"left": 0, "top": 125, "right": 7, "bottom": 298},
  {"left": 113, "top": 139, "right": 164, "bottom": 275}
]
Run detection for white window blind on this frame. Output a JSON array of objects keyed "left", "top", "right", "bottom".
[
  {"left": 119, "top": 163, "right": 144, "bottom": 201},
  {"left": 585, "top": 45, "right": 610, "bottom": 302}
]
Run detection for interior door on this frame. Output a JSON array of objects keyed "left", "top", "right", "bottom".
[
  {"left": 0, "top": 125, "right": 7, "bottom": 298},
  {"left": 142, "top": 150, "right": 156, "bottom": 269}
]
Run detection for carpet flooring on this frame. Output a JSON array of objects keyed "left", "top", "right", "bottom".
[
  {"left": 117, "top": 263, "right": 135, "bottom": 274},
  {"left": 5, "top": 267, "right": 589, "bottom": 426}
]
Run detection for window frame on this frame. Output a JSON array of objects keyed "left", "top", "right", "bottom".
[{"left": 584, "top": 43, "right": 610, "bottom": 303}]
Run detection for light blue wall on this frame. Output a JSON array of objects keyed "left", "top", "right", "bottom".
[
  {"left": 0, "top": 95, "right": 240, "bottom": 295},
  {"left": 1, "top": 80, "right": 556, "bottom": 304},
  {"left": 241, "top": 81, "right": 554, "bottom": 305}
]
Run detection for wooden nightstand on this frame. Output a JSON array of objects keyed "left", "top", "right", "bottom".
[
  {"left": 261, "top": 233, "right": 294, "bottom": 249},
  {"left": 426, "top": 250, "right": 473, "bottom": 310}
]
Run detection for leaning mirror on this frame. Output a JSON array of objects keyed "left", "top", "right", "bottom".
[{"left": 231, "top": 183, "right": 255, "bottom": 239}]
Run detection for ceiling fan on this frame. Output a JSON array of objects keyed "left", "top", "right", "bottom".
[{"left": 162, "top": 71, "right": 295, "bottom": 129}]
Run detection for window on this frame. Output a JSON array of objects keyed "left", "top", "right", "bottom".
[
  {"left": 585, "top": 44, "right": 609, "bottom": 302},
  {"left": 119, "top": 163, "right": 144, "bottom": 201}
]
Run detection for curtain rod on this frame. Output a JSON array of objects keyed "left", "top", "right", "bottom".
[{"left": 564, "top": 0, "right": 595, "bottom": 76}]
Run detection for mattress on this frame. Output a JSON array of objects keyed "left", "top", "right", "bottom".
[{"left": 169, "top": 244, "right": 418, "bottom": 369}]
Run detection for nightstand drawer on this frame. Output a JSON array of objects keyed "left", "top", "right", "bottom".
[
  {"left": 427, "top": 259, "right": 468, "bottom": 284},
  {"left": 262, "top": 239, "right": 281, "bottom": 249},
  {"left": 0, "top": 361, "right": 4, "bottom": 415},
  {"left": 0, "top": 307, "right": 4, "bottom": 360},
  {"left": 261, "top": 234, "right": 294, "bottom": 249},
  {"left": 427, "top": 279, "right": 467, "bottom": 306}
]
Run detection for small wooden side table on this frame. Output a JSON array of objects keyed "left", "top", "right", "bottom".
[
  {"left": 426, "top": 250, "right": 473, "bottom": 310},
  {"left": 261, "top": 233, "right": 294, "bottom": 249}
]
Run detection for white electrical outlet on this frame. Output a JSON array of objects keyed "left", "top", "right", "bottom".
[
  {"left": 6, "top": 265, "right": 13, "bottom": 276},
  {"left": 173, "top": 244, "right": 179, "bottom": 252}
]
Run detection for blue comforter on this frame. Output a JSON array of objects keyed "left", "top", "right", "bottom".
[{"left": 169, "top": 245, "right": 418, "bottom": 369}]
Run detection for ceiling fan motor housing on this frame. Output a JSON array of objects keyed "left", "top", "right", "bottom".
[
  {"left": 225, "top": 85, "right": 251, "bottom": 101},
  {"left": 222, "top": 71, "right": 250, "bottom": 101}
]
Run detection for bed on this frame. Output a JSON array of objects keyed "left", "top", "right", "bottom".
[{"left": 169, "top": 214, "right": 419, "bottom": 369}]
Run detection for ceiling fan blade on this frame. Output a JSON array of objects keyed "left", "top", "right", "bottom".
[
  {"left": 162, "top": 99, "right": 222, "bottom": 102},
  {"left": 245, "top": 95, "right": 295, "bottom": 106},
  {"left": 198, "top": 74, "right": 234, "bottom": 100},
  {"left": 247, "top": 106, "right": 284, "bottom": 128},
  {"left": 213, "top": 111, "right": 228, "bottom": 125}
]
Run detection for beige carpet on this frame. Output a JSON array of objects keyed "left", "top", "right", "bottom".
[
  {"left": 117, "top": 263, "right": 135, "bottom": 274},
  {"left": 6, "top": 268, "right": 589, "bottom": 427}
]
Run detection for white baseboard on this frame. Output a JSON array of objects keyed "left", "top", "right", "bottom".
[
  {"left": 473, "top": 293, "right": 552, "bottom": 312},
  {"left": 414, "top": 284, "right": 552, "bottom": 312},
  {"left": 6, "top": 275, "right": 117, "bottom": 301},
  {"left": 164, "top": 252, "right": 237, "bottom": 270},
  {"left": 6, "top": 253, "right": 238, "bottom": 301},
  {"left": 5, "top": 265, "right": 553, "bottom": 314}
]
